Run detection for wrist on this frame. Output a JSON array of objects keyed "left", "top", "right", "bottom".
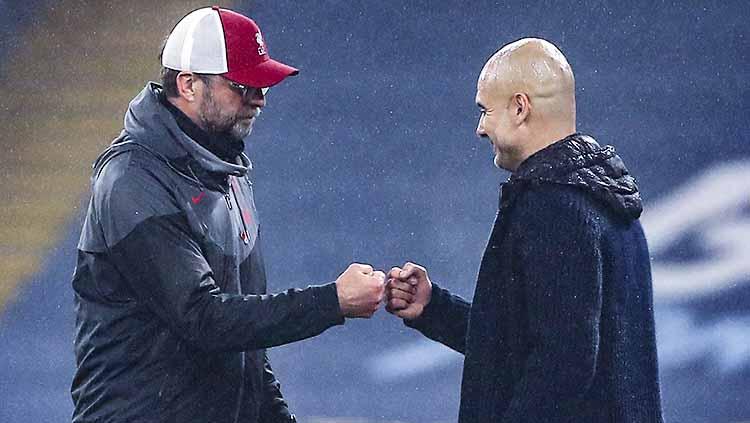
[
  {"left": 421, "top": 282, "right": 439, "bottom": 314},
  {"left": 334, "top": 281, "right": 348, "bottom": 317},
  {"left": 313, "top": 282, "right": 346, "bottom": 324}
]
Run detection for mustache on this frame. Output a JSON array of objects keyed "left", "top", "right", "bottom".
[{"left": 239, "top": 109, "right": 261, "bottom": 120}]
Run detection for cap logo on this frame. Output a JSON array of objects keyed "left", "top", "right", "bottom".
[{"left": 255, "top": 32, "right": 267, "bottom": 56}]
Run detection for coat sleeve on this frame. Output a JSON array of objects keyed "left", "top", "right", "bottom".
[
  {"left": 501, "top": 188, "right": 604, "bottom": 422},
  {"left": 258, "top": 352, "right": 294, "bottom": 422},
  {"left": 404, "top": 283, "right": 471, "bottom": 354},
  {"left": 94, "top": 163, "right": 344, "bottom": 353}
]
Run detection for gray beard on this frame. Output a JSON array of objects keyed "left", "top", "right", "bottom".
[
  {"left": 199, "top": 89, "right": 255, "bottom": 140},
  {"left": 229, "top": 119, "right": 253, "bottom": 140}
]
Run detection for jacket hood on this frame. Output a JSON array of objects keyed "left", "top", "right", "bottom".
[
  {"left": 106, "top": 82, "right": 250, "bottom": 177},
  {"left": 512, "top": 133, "right": 643, "bottom": 221}
]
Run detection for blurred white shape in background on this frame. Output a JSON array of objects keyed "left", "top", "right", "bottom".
[{"left": 642, "top": 160, "right": 750, "bottom": 302}]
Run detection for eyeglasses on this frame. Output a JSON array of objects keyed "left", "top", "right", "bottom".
[{"left": 226, "top": 79, "right": 269, "bottom": 98}]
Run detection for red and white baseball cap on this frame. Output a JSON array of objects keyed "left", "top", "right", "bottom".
[{"left": 161, "top": 6, "right": 298, "bottom": 88}]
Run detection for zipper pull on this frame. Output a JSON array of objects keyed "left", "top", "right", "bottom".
[{"left": 225, "top": 193, "right": 233, "bottom": 210}]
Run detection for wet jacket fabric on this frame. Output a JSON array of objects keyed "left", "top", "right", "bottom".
[
  {"left": 407, "top": 134, "right": 663, "bottom": 422},
  {"left": 71, "top": 83, "right": 344, "bottom": 423}
]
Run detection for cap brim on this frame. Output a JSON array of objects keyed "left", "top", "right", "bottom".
[{"left": 224, "top": 58, "right": 299, "bottom": 88}]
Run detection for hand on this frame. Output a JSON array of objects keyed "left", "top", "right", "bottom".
[
  {"left": 335, "top": 263, "right": 385, "bottom": 318},
  {"left": 386, "top": 262, "right": 432, "bottom": 320}
]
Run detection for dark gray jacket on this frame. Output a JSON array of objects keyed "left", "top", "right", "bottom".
[
  {"left": 72, "top": 83, "right": 343, "bottom": 423},
  {"left": 407, "top": 134, "right": 663, "bottom": 422}
]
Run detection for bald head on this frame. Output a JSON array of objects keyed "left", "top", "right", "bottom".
[
  {"left": 475, "top": 38, "right": 577, "bottom": 171},
  {"left": 480, "top": 38, "right": 575, "bottom": 123}
]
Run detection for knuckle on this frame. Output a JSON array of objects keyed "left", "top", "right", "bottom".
[{"left": 353, "top": 263, "right": 371, "bottom": 272}]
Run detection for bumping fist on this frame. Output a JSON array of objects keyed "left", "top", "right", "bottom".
[
  {"left": 385, "top": 262, "right": 432, "bottom": 320},
  {"left": 335, "top": 263, "right": 386, "bottom": 318}
]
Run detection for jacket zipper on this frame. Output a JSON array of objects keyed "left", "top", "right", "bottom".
[
  {"left": 230, "top": 177, "right": 251, "bottom": 245},
  {"left": 227, "top": 176, "right": 248, "bottom": 423}
]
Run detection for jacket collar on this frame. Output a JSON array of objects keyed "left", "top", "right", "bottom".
[
  {"left": 158, "top": 92, "right": 246, "bottom": 164},
  {"left": 500, "top": 133, "right": 643, "bottom": 221},
  {"left": 123, "top": 83, "right": 251, "bottom": 179}
]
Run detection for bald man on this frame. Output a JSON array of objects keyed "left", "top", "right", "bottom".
[{"left": 386, "top": 38, "right": 663, "bottom": 422}]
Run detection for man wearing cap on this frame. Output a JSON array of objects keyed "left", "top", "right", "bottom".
[
  {"left": 385, "top": 38, "right": 663, "bottom": 422},
  {"left": 71, "top": 7, "right": 384, "bottom": 423}
]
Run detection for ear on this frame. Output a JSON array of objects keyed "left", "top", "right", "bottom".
[
  {"left": 175, "top": 72, "right": 199, "bottom": 102},
  {"left": 512, "top": 93, "right": 531, "bottom": 124}
]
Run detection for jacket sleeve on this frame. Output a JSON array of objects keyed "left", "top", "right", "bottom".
[
  {"left": 94, "top": 163, "right": 344, "bottom": 353},
  {"left": 259, "top": 353, "right": 294, "bottom": 422},
  {"left": 404, "top": 283, "right": 471, "bottom": 354},
  {"left": 501, "top": 188, "right": 603, "bottom": 422}
]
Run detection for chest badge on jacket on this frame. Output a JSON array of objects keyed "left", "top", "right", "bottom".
[{"left": 191, "top": 191, "right": 206, "bottom": 205}]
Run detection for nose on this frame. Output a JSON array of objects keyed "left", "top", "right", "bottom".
[
  {"left": 476, "top": 115, "right": 486, "bottom": 138},
  {"left": 247, "top": 89, "right": 266, "bottom": 108}
]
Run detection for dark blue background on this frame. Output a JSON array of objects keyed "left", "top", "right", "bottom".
[{"left": 1, "top": 1, "right": 748, "bottom": 422}]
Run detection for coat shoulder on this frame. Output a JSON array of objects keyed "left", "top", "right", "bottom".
[{"left": 513, "top": 183, "right": 602, "bottom": 220}]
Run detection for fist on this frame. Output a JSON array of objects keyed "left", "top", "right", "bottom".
[
  {"left": 386, "top": 262, "right": 432, "bottom": 320},
  {"left": 335, "top": 263, "right": 386, "bottom": 318}
]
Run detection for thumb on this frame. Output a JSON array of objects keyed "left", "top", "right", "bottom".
[{"left": 372, "top": 271, "right": 386, "bottom": 284}]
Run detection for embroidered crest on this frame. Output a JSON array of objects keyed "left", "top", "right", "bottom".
[{"left": 255, "top": 32, "right": 267, "bottom": 56}]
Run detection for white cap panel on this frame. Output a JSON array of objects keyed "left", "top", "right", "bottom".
[{"left": 161, "top": 7, "right": 228, "bottom": 73}]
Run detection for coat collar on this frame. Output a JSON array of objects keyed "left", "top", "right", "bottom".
[{"left": 499, "top": 133, "right": 643, "bottom": 221}]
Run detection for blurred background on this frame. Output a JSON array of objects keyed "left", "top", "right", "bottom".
[{"left": 0, "top": 0, "right": 748, "bottom": 421}]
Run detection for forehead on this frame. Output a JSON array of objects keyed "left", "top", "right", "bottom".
[
  {"left": 475, "top": 71, "right": 502, "bottom": 106},
  {"left": 477, "top": 62, "right": 494, "bottom": 89},
  {"left": 475, "top": 68, "right": 490, "bottom": 102},
  {"left": 475, "top": 85, "right": 485, "bottom": 106}
]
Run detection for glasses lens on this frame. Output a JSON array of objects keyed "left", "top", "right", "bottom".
[{"left": 226, "top": 78, "right": 268, "bottom": 98}]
